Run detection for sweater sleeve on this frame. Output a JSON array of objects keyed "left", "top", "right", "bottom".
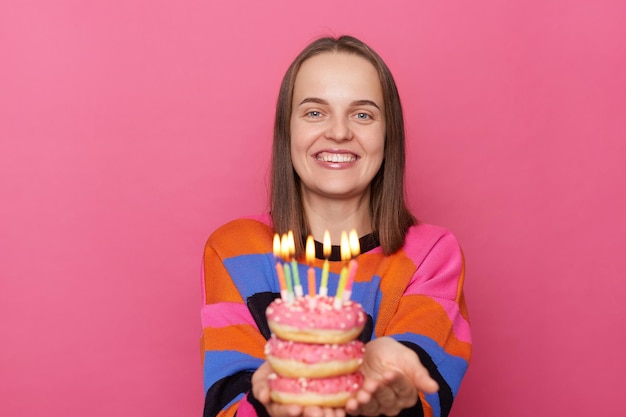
[
  {"left": 384, "top": 228, "right": 472, "bottom": 417},
  {"left": 200, "top": 220, "right": 276, "bottom": 417}
]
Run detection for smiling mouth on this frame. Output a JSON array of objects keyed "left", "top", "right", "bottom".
[{"left": 315, "top": 152, "right": 357, "bottom": 163}]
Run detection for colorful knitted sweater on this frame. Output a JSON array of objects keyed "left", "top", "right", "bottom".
[{"left": 201, "top": 216, "right": 471, "bottom": 417}]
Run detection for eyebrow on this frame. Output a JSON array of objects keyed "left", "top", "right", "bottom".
[{"left": 298, "top": 97, "right": 381, "bottom": 110}]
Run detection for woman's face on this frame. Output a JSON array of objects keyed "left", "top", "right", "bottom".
[{"left": 290, "top": 52, "right": 385, "bottom": 205}]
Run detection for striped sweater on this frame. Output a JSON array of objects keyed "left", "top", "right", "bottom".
[{"left": 201, "top": 216, "right": 471, "bottom": 417}]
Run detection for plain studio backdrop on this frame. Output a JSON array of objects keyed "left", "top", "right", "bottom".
[{"left": 1, "top": 1, "right": 625, "bottom": 416}]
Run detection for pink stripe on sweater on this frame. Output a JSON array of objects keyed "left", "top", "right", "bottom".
[
  {"left": 432, "top": 298, "right": 471, "bottom": 343},
  {"left": 201, "top": 302, "right": 256, "bottom": 329},
  {"left": 403, "top": 224, "right": 471, "bottom": 343},
  {"left": 235, "top": 395, "right": 256, "bottom": 416}
]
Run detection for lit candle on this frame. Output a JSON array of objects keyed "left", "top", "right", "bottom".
[
  {"left": 319, "top": 230, "right": 331, "bottom": 297},
  {"left": 305, "top": 235, "right": 316, "bottom": 297},
  {"left": 281, "top": 234, "right": 293, "bottom": 302},
  {"left": 273, "top": 233, "right": 288, "bottom": 300},
  {"left": 288, "top": 231, "right": 303, "bottom": 297},
  {"left": 334, "top": 231, "right": 350, "bottom": 308},
  {"left": 343, "top": 229, "right": 360, "bottom": 301}
]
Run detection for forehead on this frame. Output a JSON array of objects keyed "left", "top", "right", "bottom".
[{"left": 293, "top": 52, "right": 383, "bottom": 98}]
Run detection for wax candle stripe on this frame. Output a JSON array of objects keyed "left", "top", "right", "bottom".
[
  {"left": 283, "top": 262, "right": 293, "bottom": 301},
  {"left": 343, "top": 259, "right": 358, "bottom": 301},
  {"left": 287, "top": 231, "right": 302, "bottom": 297},
  {"left": 275, "top": 263, "right": 288, "bottom": 301},
  {"left": 336, "top": 266, "right": 348, "bottom": 301},
  {"left": 308, "top": 268, "right": 316, "bottom": 297},
  {"left": 319, "top": 230, "right": 331, "bottom": 297},
  {"left": 280, "top": 233, "right": 294, "bottom": 301},
  {"left": 343, "top": 230, "right": 360, "bottom": 301},
  {"left": 272, "top": 233, "right": 287, "bottom": 300},
  {"left": 334, "top": 231, "right": 350, "bottom": 308},
  {"left": 306, "top": 235, "right": 316, "bottom": 297}
]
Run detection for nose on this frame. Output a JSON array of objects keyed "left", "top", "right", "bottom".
[{"left": 325, "top": 116, "right": 353, "bottom": 142}]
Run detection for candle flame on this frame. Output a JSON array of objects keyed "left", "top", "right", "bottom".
[
  {"left": 349, "top": 229, "right": 360, "bottom": 257},
  {"left": 287, "top": 230, "right": 296, "bottom": 256},
  {"left": 323, "top": 230, "right": 331, "bottom": 259},
  {"left": 273, "top": 233, "right": 281, "bottom": 257},
  {"left": 340, "top": 230, "right": 351, "bottom": 262},
  {"left": 306, "top": 235, "right": 315, "bottom": 265},
  {"left": 280, "top": 233, "right": 290, "bottom": 261}
]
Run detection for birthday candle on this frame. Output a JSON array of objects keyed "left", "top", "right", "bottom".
[
  {"left": 273, "top": 234, "right": 288, "bottom": 300},
  {"left": 305, "top": 235, "right": 316, "bottom": 297},
  {"left": 288, "top": 231, "right": 303, "bottom": 297},
  {"left": 319, "top": 230, "right": 331, "bottom": 297},
  {"left": 281, "top": 234, "right": 294, "bottom": 302},
  {"left": 283, "top": 263, "right": 293, "bottom": 302},
  {"left": 334, "top": 231, "right": 350, "bottom": 308},
  {"left": 343, "top": 229, "right": 360, "bottom": 301}
]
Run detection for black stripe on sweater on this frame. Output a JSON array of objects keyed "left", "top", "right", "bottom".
[
  {"left": 204, "top": 371, "right": 253, "bottom": 417},
  {"left": 243, "top": 390, "right": 271, "bottom": 417},
  {"left": 246, "top": 291, "right": 279, "bottom": 341}
]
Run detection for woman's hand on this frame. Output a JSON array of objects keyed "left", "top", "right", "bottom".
[
  {"left": 252, "top": 361, "right": 347, "bottom": 417},
  {"left": 344, "top": 337, "right": 439, "bottom": 416}
]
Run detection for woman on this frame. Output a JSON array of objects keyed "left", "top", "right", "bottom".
[{"left": 201, "top": 36, "right": 471, "bottom": 417}]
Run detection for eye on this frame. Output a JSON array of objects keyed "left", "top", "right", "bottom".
[
  {"left": 355, "top": 112, "right": 371, "bottom": 120},
  {"left": 306, "top": 110, "right": 322, "bottom": 118}
]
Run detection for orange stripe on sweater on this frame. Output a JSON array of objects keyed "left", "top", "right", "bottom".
[
  {"left": 207, "top": 219, "right": 275, "bottom": 259},
  {"left": 374, "top": 250, "right": 418, "bottom": 335},
  {"left": 418, "top": 391, "right": 434, "bottom": 417},
  {"left": 386, "top": 294, "right": 471, "bottom": 360},
  {"left": 203, "top": 244, "right": 244, "bottom": 304},
  {"left": 217, "top": 401, "right": 239, "bottom": 417},
  {"left": 457, "top": 249, "right": 470, "bottom": 324},
  {"left": 202, "top": 325, "right": 266, "bottom": 359}
]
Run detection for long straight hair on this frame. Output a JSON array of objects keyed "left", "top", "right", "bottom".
[{"left": 270, "top": 36, "right": 416, "bottom": 256}]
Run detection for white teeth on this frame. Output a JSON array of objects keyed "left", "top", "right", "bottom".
[{"left": 316, "top": 153, "right": 357, "bottom": 163}]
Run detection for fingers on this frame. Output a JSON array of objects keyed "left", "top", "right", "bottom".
[
  {"left": 267, "top": 402, "right": 350, "bottom": 417},
  {"left": 347, "top": 369, "right": 428, "bottom": 416},
  {"left": 407, "top": 364, "right": 439, "bottom": 394},
  {"left": 346, "top": 385, "right": 399, "bottom": 417},
  {"left": 330, "top": 407, "right": 346, "bottom": 417},
  {"left": 345, "top": 376, "right": 378, "bottom": 413},
  {"left": 380, "top": 340, "right": 439, "bottom": 395},
  {"left": 251, "top": 362, "right": 272, "bottom": 404},
  {"left": 346, "top": 376, "right": 402, "bottom": 417},
  {"left": 266, "top": 402, "right": 304, "bottom": 417},
  {"left": 302, "top": 405, "right": 343, "bottom": 417},
  {"left": 381, "top": 370, "right": 418, "bottom": 409}
]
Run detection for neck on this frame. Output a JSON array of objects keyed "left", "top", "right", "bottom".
[{"left": 301, "top": 189, "right": 373, "bottom": 243}]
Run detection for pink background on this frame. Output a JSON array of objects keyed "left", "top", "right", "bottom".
[{"left": 1, "top": 1, "right": 625, "bottom": 416}]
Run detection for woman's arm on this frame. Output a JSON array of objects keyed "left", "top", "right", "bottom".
[
  {"left": 347, "top": 228, "right": 472, "bottom": 417},
  {"left": 201, "top": 219, "right": 280, "bottom": 417},
  {"left": 201, "top": 241, "right": 268, "bottom": 417}
]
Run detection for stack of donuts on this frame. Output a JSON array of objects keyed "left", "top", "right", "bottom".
[{"left": 265, "top": 295, "right": 367, "bottom": 406}]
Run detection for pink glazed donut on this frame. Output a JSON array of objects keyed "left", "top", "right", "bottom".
[
  {"left": 268, "top": 372, "right": 364, "bottom": 407},
  {"left": 265, "top": 335, "right": 365, "bottom": 378},
  {"left": 266, "top": 296, "right": 367, "bottom": 344}
]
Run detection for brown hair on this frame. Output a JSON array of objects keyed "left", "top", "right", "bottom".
[{"left": 270, "top": 35, "right": 416, "bottom": 256}]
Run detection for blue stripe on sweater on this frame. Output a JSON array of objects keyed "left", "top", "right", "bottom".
[
  {"left": 425, "top": 391, "right": 442, "bottom": 417},
  {"left": 224, "top": 254, "right": 277, "bottom": 299},
  {"left": 203, "top": 350, "right": 263, "bottom": 393}
]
